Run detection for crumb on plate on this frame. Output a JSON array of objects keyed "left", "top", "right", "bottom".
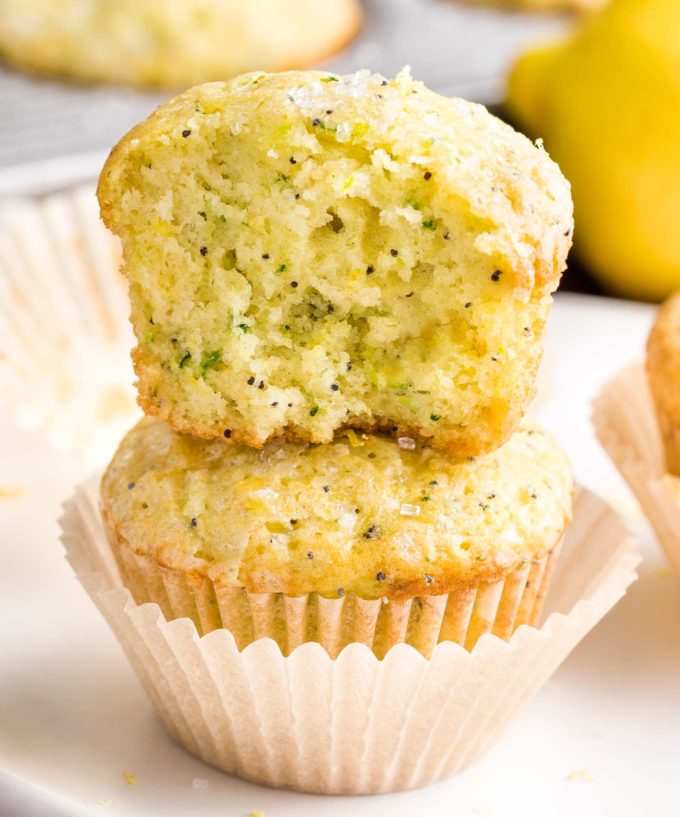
[{"left": 565, "top": 768, "right": 593, "bottom": 782}]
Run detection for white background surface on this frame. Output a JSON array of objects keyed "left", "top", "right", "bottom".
[{"left": 2, "top": 293, "right": 680, "bottom": 816}]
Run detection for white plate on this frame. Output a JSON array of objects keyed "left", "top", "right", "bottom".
[{"left": 1, "top": 293, "right": 678, "bottom": 816}]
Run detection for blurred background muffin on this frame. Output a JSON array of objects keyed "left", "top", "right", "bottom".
[{"left": 0, "top": 0, "right": 362, "bottom": 88}]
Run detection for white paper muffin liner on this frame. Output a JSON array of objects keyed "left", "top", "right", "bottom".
[
  {"left": 0, "top": 185, "right": 139, "bottom": 463},
  {"left": 103, "top": 508, "right": 561, "bottom": 661},
  {"left": 60, "top": 478, "right": 638, "bottom": 795},
  {"left": 593, "top": 364, "right": 680, "bottom": 580}
]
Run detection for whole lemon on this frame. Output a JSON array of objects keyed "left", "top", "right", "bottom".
[{"left": 507, "top": 0, "right": 680, "bottom": 301}]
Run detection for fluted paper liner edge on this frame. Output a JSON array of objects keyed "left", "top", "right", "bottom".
[
  {"left": 60, "top": 479, "right": 638, "bottom": 795},
  {"left": 593, "top": 363, "right": 680, "bottom": 581},
  {"left": 104, "top": 516, "right": 559, "bottom": 661},
  {"left": 0, "top": 185, "right": 139, "bottom": 461}
]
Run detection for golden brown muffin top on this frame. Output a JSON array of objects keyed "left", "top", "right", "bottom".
[
  {"left": 99, "top": 69, "right": 572, "bottom": 299},
  {"left": 101, "top": 417, "right": 573, "bottom": 598}
]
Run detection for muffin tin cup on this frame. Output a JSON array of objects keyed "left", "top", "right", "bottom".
[
  {"left": 593, "top": 364, "right": 680, "bottom": 581},
  {"left": 60, "top": 477, "right": 638, "bottom": 795},
  {"left": 0, "top": 185, "right": 139, "bottom": 464}
]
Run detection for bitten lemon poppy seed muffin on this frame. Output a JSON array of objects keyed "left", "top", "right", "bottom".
[
  {"left": 0, "top": 0, "right": 361, "bottom": 89},
  {"left": 647, "top": 291, "right": 680, "bottom": 475},
  {"left": 101, "top": 416, "right": 573, "bottom": 655},
  {"left": 98, "top": 69, "right": 573, "bottom": 456}
]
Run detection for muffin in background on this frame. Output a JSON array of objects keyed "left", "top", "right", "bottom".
[
  {"left": 0, "top": 0, "right": 362, "bottom": 89},
  {"left": 100, "top": 416, "right": 573, "bottom": 658},
  {"left": 647, "top": 291, "right": 680, "bottom": 475},
  {"left": 594, "top": 332, "right": 680, "bottom": 582},
  {"left": 98, "top": 69, "right": 573, "bottom": 456}
]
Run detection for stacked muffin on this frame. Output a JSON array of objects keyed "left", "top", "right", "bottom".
[{"left": 98, "top": 69, "right": 574, "bottom": 659}]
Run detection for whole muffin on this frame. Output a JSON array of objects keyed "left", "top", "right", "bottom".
[
  {"left": 647, "top": 291, "right": 680, "bottom": 475},
  {"left": 98, "top": 69, "right": 573, "bottom": 456},
  {"left": 101, "top": 416, "right": 573, "bottom": 657},
  {"left": 0, "top": 0, "right": 361, "bottom": 89}
]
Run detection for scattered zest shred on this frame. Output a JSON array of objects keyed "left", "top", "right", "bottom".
[
  {"left": 0, "top": 485, "right": 23, "bottom": 499},
  {"left": 564, "top": 768, "right": 593, "bottom": 783}
]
